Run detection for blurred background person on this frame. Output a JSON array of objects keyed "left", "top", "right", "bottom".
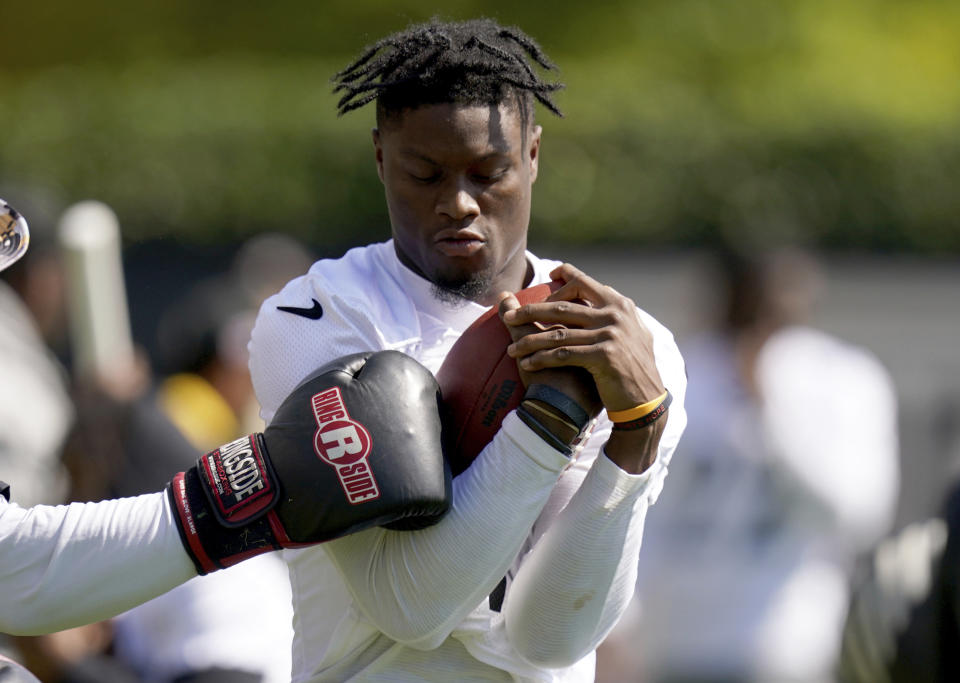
[
  {"left": 4, "top": 212, "right": 313, "bottom": 681},
  {"left": 598, "top": 247, "right": 900, "bottom": 683},
  {"left": 0, "top": 195, "right": 73, "bottom": 509},
  {"left": 0, "top": 195, "right": 115, "bottom": 683},
  {"left": 837, "top": 488, "right": 956, "bottom": 682},
  {"left": 838, "top": 392, "right": 960, "bottom": 681}
]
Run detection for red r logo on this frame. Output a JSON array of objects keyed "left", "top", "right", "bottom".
[{"left": 314, "top": 419, "right": 372, "bottom": 466}]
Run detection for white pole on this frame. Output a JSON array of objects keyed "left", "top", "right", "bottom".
[{"left": 57, "top": 200, "right": 135, "bottom": 379}]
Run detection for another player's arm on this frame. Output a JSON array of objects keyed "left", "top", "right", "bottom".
[
  {"left": 167, "top": 350, "right": 451, "bottom": 576},
  {"left": 0, "top": 493, "right": 194, "bottom": 636},
  {"left": 0, "top": 351, "right": 450, "bottom": 637}
]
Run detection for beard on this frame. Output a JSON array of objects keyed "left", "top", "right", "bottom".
[{"left": 430, "top": 267, "right": 494, "bottom": 306}]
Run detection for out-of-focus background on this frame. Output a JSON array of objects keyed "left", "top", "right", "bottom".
[
  {"left": 3, "top": 1, "right": 960, "bottom": 253},
  {"left": 2, "top": 1, "right": 959, "bottom": 681}
]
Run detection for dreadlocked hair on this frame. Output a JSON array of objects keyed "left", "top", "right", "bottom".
[{"left": 332, "top": 18, "right": 564, "bottom": 124}]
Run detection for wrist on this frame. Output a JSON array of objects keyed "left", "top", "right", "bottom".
[
  {"left": 608, "top": 390, "right": 672, "bottom": 431},
  {"left": 521, "top": 399, "right": 581, "bottom": 443},
  {"left": 523, "top": 384, "right": 591, "bottom": 433},
  {"left": 604, "top": 418, "right": 667, "bottom": 474},
  {"left": 516, "top": 403, "right": 574, "bottom": 455},
  {"left": 515, "top": 384, "right": 593, "bottom": 454},
  {"left": 168, "top": 434, "right": 282, "bottom": 574}
]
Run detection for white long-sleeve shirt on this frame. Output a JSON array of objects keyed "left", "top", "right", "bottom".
[
  {"left": 0, "top": 492, "right": 195, "bottom": 635},
  {"left": 248, "top": 241, "right": 688, "bottom": 682}
]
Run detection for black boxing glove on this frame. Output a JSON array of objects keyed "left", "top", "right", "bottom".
[{"left": 167, "top": 350, "right": 452, "bottom": 574}]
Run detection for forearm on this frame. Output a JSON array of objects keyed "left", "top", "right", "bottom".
[
  {"left": 0, "top": 493, "right": 195, "bottom": 635},
  {"left": 603, "top": 415, "right": 667, "bottom": 474},
  {"left": 322, "top": 411, "right": 570, "bottom": 649},
  {"left": 502, "top": 450, "right": 663, "bottom": 668}
]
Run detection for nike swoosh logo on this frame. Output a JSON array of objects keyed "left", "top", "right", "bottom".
[{"left": 277, "top": 298, "right": 324, "bottom": 320}]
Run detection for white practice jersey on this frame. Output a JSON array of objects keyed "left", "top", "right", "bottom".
[{"left": 248, "top": 240, "right": 688, "bottom": 682}]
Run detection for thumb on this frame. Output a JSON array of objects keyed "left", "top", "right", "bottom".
[{"left": 497, "top": 291, "right": 520, "bottom": 320}]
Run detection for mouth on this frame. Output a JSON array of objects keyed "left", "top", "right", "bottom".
[{"left": 434, "top": 228, "right": 485, "bottom": 257}]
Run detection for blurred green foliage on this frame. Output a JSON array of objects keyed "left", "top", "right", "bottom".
[{"left": 1, "top": 0, "right": 958, "bottom": 252}]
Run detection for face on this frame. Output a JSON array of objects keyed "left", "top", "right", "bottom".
[{"left": 374, "top": 101, "right": 541, "bottom": 306}]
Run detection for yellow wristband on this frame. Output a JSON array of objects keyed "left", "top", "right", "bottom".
[{"left": 606, "top": 390, "right": 669, "bottom": 423}]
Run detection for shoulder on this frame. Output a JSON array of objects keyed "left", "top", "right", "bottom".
[
  {"left": 251, "top": 241, "right": 414, "bottom": 351},
  {"left": 305, "top": 240, "right": 394, "bottom": 285},
  {"left": 524, "top": 250, "right": 563, "bottom": 283},
  {"left": 248, "top": 242, "right": 418, "bottom": 422}
]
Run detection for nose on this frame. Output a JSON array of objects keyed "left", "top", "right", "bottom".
[{"left": 435, "top": 178, "right": 480, "bottom": 222}]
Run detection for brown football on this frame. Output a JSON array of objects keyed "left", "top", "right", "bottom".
[{"left": 436, "top": 280, "right": 563, "bottom": 475}]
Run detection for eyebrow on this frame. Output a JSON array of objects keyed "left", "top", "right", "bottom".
[{"left": 398, "top": 149, "right": 508, "bottom": 164}]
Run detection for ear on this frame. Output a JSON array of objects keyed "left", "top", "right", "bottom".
[
  {"left": 528, "top": 125, "right": 542, "bottom": 184},
  {"left": 373, "top": 128, "right": 385, "bottom": 183}
]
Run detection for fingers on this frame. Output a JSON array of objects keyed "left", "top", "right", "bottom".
[
  {"left": 502, "top": 293, "right": 635, "bottom": 331},
  {"left": 502, "top": 300, "right": 589, "bottom": 329},
  {"left": 548, "top": 263, "right": 623, "bottom": 307},
  {"left": 507, "top": 325, "right": 604, "bottom": 364},
  {"left": 502, "top": 263, "right": 633, "bottom": 330},
  {"left": 497, "top": 292, "right": 520, "bottom": 342},
  {"left": 511, "top": 337, "right": 608, "bottom": 373},
  {"left": 498, "top": 291, "right": 541, "bottom": 344},
  {"left": 497, "top": 291, "right": 519, "bottom": 315},
  {"left": 506, "top": 322, "right": 634, "bottom": 378},
  {"left": 502, "top": 268, "right": 665, "bottom": 411}
]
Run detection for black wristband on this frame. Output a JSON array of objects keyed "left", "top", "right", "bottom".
[
  {"left": 523, "top": 384, "right": 591, "bottom": 432},
  {"left": 0, "top": 481, "right": 9, "bottom": 502},
  {"left": 516, "top": 403, "right": 573, "bottom": 456}
]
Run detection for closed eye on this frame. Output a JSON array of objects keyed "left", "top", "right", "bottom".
[
  {"left": 410, "top": 172, "right": 441, "bottom": 183},
  {"left": 473, "top": 169, "right": 508, "bottom": 183}
]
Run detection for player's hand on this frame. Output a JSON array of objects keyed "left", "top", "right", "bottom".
[
  {"left": 497, "top": 292, "right": 602, "bottom": 416},
  {"left": 167, "top": 350, "right": 452, "bottom": 574},
  {"left": 502, "top": 264, "right": 664, "bottom": 413},
  {"left": 500, "top": 264, "right": 667, "bottom": 472},
  {"left": 498, "top": 291, "right": 602, "bottom": 451}
]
